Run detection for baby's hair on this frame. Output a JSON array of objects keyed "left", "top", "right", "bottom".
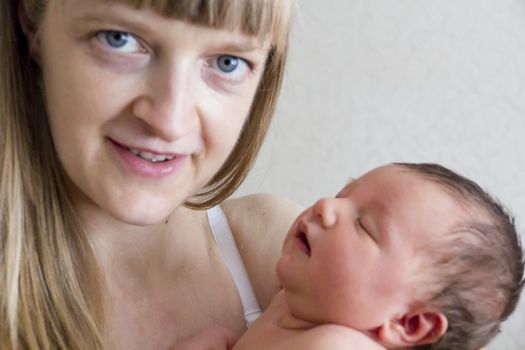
[{"left": 393, "top": 163, "right": 525, "bottom": 350}]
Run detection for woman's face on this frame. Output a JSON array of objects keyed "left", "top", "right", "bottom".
[{"left": 36, "top": 0, "right": 269, "bottom": 224}]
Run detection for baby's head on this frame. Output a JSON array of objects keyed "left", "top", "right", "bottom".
[
  {"left": 395, "top": 163, "right": 524, "bottom": 350},
  {"left": 277, "top": 163, "right": 524, "bottom": 350}
]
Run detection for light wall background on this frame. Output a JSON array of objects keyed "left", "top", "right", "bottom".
[{"left": 235, "top": 1, "right": 525, "bottom": 349}]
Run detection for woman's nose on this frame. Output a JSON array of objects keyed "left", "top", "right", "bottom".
[
  {"left": 312, "top": 198, "right": 338, "bottom": 228},
  {"left": 132, "top": 65, "right": 198, "bottom": 141}
]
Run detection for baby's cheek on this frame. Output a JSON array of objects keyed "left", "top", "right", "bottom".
[{"left": 275, "top": 254, "right": 292, "bottom": 285}]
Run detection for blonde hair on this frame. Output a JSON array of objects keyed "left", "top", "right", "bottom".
[{"left": 0, "top": 0, "right": 295, "bottom": 349}]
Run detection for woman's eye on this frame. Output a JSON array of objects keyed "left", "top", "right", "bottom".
[
  {"left": 217, "top": 55, "right": 239, "bottom": 72},
  {"left": 96, "top": 30, "right": 143, "bottom": 53},
  {"left": 211, "top": 55, "right": 250, "bottom": 79}
]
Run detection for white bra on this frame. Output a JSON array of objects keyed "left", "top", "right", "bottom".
[{"left": 206, "top": 205, "right": 263, "bottom": 328}]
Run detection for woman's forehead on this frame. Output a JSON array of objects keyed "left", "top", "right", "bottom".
[
  {"left": 48, "top": 0, "right": 291, "bottom": 52},
  {"left": 83, "top": 0, "right": 280, "bottom": 36}
]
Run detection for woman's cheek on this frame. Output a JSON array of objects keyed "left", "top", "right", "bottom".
[
  {"left": 198, "top": 93, "right": 249, "bottom": 145},
  {"left": 201, "top": 69, "right": 241, "bottom": 95}
]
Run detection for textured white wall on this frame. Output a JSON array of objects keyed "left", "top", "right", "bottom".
[{"left": 236, "top": 0, "right": 525, "bottom": 348}]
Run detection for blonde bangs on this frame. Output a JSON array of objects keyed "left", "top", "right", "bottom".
[{"left": 110, "top": 0, "right": 293, "bottom": 52}]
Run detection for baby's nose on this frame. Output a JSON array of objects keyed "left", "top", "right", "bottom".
[{"left": 312, "top": 198, "right": 337, "bottom": 228}]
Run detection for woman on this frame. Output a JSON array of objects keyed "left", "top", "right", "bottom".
[{"left": 0, "top": 0, "right": 301, "bottom": 349}]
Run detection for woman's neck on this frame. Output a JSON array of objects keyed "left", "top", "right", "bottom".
[{"left": 75, "top": 195, "right": 209, "bottom": 284}]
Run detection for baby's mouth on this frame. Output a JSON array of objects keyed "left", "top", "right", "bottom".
[{"left": 295, "top": 221, "right": 311, "bottom": 256}]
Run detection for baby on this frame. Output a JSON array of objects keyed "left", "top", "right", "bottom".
[{"left": 232, "top": 163, "right": 524, "bottom": 350}]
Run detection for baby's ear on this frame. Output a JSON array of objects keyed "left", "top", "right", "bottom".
[{"left": 375, "top": 308, "right": 448, "bottom": 348}]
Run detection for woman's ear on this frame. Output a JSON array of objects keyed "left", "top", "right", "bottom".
[
  {"left": 375, "top": 309, "right": 448, "bottom": 348},
  {"left": 18, "top": 1, "right": 41, "bottom": 63}
]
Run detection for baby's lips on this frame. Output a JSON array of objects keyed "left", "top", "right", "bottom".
[
  {"left": 296, "top": 218, "right": 308, "bottom": 236},
  {"left": 295, "top": 218, "right": 312, "bottom": 256}
]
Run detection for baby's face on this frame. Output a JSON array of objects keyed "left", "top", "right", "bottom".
[{"left": 276, "top": 165, "right": 466, "bottom": 330}]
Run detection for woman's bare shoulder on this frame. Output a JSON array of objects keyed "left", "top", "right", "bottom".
[
  {"left": 220, "top": 194, "right": 304, "bottom": 307},
  {"left": 222, "top": 193, "right": 303, "bottom": 227}
]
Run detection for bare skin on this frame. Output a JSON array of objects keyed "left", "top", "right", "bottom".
[
  {"left": 170, "top": 326, "right": 238, "bottom": 350},
  {"left": 28, "top": 2, "right": 302, "bottom": 349},
  {"left": 97, "top": 194, "right": 302, "bottom": 350},
  {"left": 233, "top": 291, "right": 385, "bottom": 350}
]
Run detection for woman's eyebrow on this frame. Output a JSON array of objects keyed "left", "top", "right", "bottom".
[
  {"left": 72, "top": 12, "right": 152, "bottom": 36},
  {"left": 72, "top": 12, "right": 267, "bottom": 54},
  {"left": 222, "top": 39, "right": 265, "bottom": 51}
]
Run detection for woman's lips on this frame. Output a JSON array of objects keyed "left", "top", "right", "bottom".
[{"left": 109, "top": 139, "right": 189, "bottom": 179}]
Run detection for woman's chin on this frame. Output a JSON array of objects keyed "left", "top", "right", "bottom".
[
  {"left": 87, "top": 195, "right": 179, "bottom": 227},
  {"left": 109, "top": 204, "right": 175, "bottom": 227}
]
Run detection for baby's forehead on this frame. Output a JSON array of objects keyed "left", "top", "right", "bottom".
[
  {"left": 339, "top": 165, "right": 426, "bottom": 193},
  {"left": 337, "top": 177, "right": 358, "bottom": 194},
  {"left": 339, "top": 166, "right": 485, "bottom": 226}
]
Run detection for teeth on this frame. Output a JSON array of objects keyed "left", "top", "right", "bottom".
[{"left": 130, "top": 148, "right": 174, "bottom": 163}]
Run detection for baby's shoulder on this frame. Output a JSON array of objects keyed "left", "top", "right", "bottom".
[{"left": 296, "top": 325, "right": 386, "bottom": 350}]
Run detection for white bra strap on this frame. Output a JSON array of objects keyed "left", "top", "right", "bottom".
[{"left": 207, "top": 206, "right": 262, "bottom": 328}]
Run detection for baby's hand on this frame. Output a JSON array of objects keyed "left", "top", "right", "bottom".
[{"left": 170, "top": 326, "right": 238, "bottom": 350}]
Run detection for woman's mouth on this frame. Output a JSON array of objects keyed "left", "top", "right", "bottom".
[
  {"left": 109, "top": 139, "right": 188, "bottom": 178},
  {"left": 129, "top": 148, "right": 175, "bottom": 163}
]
